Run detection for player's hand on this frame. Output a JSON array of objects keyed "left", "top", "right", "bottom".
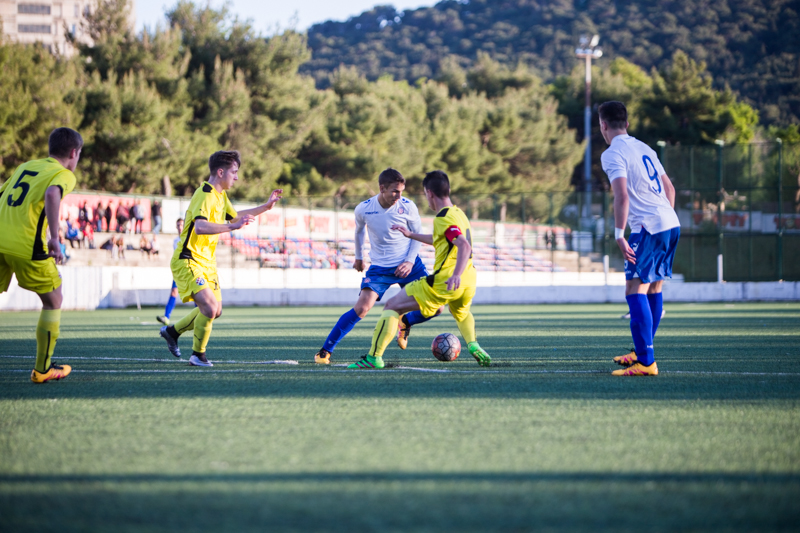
[
  {"left": 446, "top": 274, "right": 461, "bottom": 291},
  {"left": 353, "top": 259, "right": 364, "bottom": 272},
  {"left": 394, "top": 261, "right": 413, "bottom": 278},
  {"left": 391, "top": 224, "right": 411, "bottom": 238},
  {"left": 231, "top": 214, "right": 256, "bottom": 230},
  {"left": 617, "top": 238, "right": 636, "bottom": 264},
  {"left": 48, "top": 237, "right": 63, "bottom": 264},
  {"left": 265, "top": 189, "right": 283, "bottom": 209}
]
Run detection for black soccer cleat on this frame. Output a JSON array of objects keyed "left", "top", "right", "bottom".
[{"left": 160, "top": 326, "right": 181, "bottom": 358}]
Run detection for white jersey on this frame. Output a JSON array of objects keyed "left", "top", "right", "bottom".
[
  {"left": 602, "top": 134, "right": 680, "bottom": 234},
  {"left": 173, "top": 236, "right": 181, "bottom": 251},
  {"left": 354, "top": 195, "right": 422, "bottom": 268}
]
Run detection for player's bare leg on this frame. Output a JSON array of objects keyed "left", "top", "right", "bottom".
[{"left": 31, "top": 285, "right": 71, "bottom": 383}]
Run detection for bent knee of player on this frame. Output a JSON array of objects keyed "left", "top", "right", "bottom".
[{"left": 648, "top": 280, "right": 663, "bottom": 294}]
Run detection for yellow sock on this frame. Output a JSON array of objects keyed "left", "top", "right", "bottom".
[
  {"left": 192, "top": 312, "right": 215, "bottom": 353},
  {"left": 456, "top": 312, "right": 477, "bottom": 345},
  {"left": 369, "top": 310, "right": 400, "bottom": 357},
  {"left": 174, "top": 307, "right": 200, "bottom": 335},
  {"left": 35, "top": 309, "right": 61, "bottom": 373}
]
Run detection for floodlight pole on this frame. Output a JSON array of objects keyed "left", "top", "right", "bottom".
[{"left": 575, "top": 36, "right": 602, "bottom": 221}]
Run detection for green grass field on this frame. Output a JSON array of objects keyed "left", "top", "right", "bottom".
[{"left": 1, "top": 303, "right": 799, "bottom": 532}]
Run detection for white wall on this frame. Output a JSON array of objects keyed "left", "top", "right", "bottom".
[{"left": 0, "top": 266, "right": 797, "bottom": 311}]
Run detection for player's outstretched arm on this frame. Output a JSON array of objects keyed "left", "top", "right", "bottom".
[
  {"left": 445, "top": 234, "right": 472, "bottom": 291},
  {"left": 44, "top": 185, "right": 64, "bottom": 264},
  {"left": 611, "top": 177, "right": 635, "bottom": 264},
  {"left": 236, "top": 189, "right": 283, "bottom": 219},
  {"left": 662, "top": 174, "right": 676, "bottom": 208},
  {"left": 194, "top": 215, "right": 255, "bottom": 235},
  {"left": 391, "top": 224, "right": 433, "bottom": 245}
]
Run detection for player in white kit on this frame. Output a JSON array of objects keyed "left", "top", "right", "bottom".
[
  {"left": 599, "top": 101, "right": 681, "bottom": 376},
  {"left": 313, "top": 169, "right": 441, "bottom": 364}
]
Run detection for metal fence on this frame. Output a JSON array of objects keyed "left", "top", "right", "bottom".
[
  {"left": 220, "top": 140, "right": 800, "bottom": 282},
  {"left": 61, "top": 141, "right": 799, "bottom": 282}
]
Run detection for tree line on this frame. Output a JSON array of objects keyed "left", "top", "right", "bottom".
[
  {"left": 0, "top": 0, "right": 786, "bottom": 202},
  {"left": 305, "top": 0, "right": 800, "bottom": 128}
]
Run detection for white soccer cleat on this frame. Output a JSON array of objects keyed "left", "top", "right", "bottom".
[{"left": 189, "top": 354, "right": 213, "bottom": 367}]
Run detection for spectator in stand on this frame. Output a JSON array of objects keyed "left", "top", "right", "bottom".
[
  {"left": 95, "top": 202, "right": 105, "bottom": 232},
  {"left": 83, "top": 222, "right": 95, "bottom": 249},
  {"left": 112, "top": 236, "right": 125, "bottom": 260},
  {"left": 151, "top": 200, "right": 162, "bottom": 235},
  {"left": 132, "top": 199, "right": 145, "bottom": 234},
  {"left": 105, "top": 202, "right": 113, "bottom": 232},
  {"left": 139, "top": 234, "right": 154, "bottom": 259},
  {"left": 116, "top": 202, "right": 130, "bottom": 233},
  {"left": 58, "top": 229, "right": 70, "bottom": 264},
  {"left": 78, "top": 201, "right": 88, "bottom": 225},
  {"left": 65, "top": 219, "right": 81, "bottom": 248}
]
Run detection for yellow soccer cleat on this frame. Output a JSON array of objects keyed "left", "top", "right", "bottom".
[
  {"left": 31, "top": 363, "right": 72, "bottom": 384},
  {"left": 396, "top": 319, "right": 411, "bottom": 350},
  {"left": 613, "top": 349, "right": 638, "bottom": 367},
  {"left": 611, "top": 362, "right": 658, "bottom": 376},
  {"left": 314, "top": 349, "right": 331, "bottom": 365}
]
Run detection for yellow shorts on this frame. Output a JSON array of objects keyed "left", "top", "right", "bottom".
[
  {"left": 171, "top": 257, "right": 221, "bottom": 303},
  {"left": 404, "top": 266, "right": 477, "bottom": 322},
  {"left": 0, "top": 252, "right": 62, "bottom": 295}
]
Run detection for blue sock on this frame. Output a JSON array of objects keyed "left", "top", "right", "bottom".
[
  {"left": 626, "top": 294, "right": 654, "bottom": 366},
  {"left": 322, "top": 308, "right": 361, "bottom": 353},
  {"left": 164, "top": 295, "right": 176, "bottom": 319},
  {"left": 404, "top": 310, "right": 433, "bottom": 327},
  {"left": 647, "top": 292, "right": 663, "bottom": 338}
]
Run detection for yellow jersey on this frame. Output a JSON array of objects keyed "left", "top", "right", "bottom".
[
  {"left": 0, "top": 158, "right": 76, "bottom": 260},
  {"left": 428, "top": 205, "right": 474, "bottom": 282},
  {"left": 173, "top": 181, "right": 238, "bottom": 268}
]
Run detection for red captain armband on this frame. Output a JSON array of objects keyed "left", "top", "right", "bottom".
[{"left": 444, "top": 225, "right": 462, "bottom": 244}]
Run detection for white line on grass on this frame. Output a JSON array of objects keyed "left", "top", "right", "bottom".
[
  {"left": 0, "top": 355, "right": 299, "bottom": 365},
  {"left": 2, "top": 367, "right": 799, "bottom": 376}
]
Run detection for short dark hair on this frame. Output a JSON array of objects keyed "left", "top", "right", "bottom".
[
  {"left": 48, "top": 128, "right": 83, "bottom": 159},
  {"left": 422, "top": 170, "right": 450, "bottom": 199},
  {"left": 378, "top": 168, "right": 405, "bottom": 188},
  {"left": 209, "top": 150, "right": 241, "bottom": 176},
  {"left": 598, "top": 101, "right": 628, "bottom": 130}
]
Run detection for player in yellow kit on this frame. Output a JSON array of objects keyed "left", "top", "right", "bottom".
[
  {"left": 348, "top": 170, "right": 491, "bottom": 369},
  {"left": 0, "top": 128, "right": 83, "bottom": 383},
  {"left": 159, "top": 150, "right": 282, "bottom": 367}
]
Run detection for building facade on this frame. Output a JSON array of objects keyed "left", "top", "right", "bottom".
[{"left": 0, "top": 1, "right": 135, "bottom": 55}]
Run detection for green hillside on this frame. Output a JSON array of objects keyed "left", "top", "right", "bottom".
[{"left": 304, "top": 0, "right": 800, "bottom": 125}]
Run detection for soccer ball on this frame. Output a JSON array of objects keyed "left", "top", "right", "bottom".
[{"left": 431, "top": 333, "right": 461, "bottom": 362}]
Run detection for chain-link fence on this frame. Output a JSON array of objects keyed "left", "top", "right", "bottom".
[{"left": 60, "top": 142, "right": 799, "bottom": 282}]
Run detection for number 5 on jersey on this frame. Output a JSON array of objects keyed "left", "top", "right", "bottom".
[{"left": 6, "top": 170, "right": 38, "bottom": 207}]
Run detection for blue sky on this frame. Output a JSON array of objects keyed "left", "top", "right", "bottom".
[{"left": 135, "top": 0, "right": 436, "bottom": 33}]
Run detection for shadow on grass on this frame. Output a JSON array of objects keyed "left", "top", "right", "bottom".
[
  {"left": 1, "top": 369, "right": 799, "bottom": 401},
  {"left": 1, "top": 471, "right": 798, "bottom": 532}
]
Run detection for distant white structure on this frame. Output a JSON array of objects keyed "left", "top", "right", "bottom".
[{"left": 0, "top": 0, "right": 135, "bottom": 55}]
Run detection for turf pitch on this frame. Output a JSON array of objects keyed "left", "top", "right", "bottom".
[{"left": 1, "top": 303, "right": 799, "bottom": 532}]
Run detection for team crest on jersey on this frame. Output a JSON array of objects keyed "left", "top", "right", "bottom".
[
  {"left": 397, "top": 206, "right": 405, "bottom": 214},
  {"left": 196, "top": 277, "right": 206, "bottom": 286}
]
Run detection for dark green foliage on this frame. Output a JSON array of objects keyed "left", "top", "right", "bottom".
[{"left": 304, "top": 0, "right": 800, "bottom": 126}]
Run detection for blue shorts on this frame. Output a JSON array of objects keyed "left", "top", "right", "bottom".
[
  {"left": 171, "top": 280, "right": 177, "bottom": 289},
  {"left": 625, "top": 227, "right": 681, "bottom": 283},
  {"left": 361, "top": 256, "right": 428, "bottom": 300}
]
